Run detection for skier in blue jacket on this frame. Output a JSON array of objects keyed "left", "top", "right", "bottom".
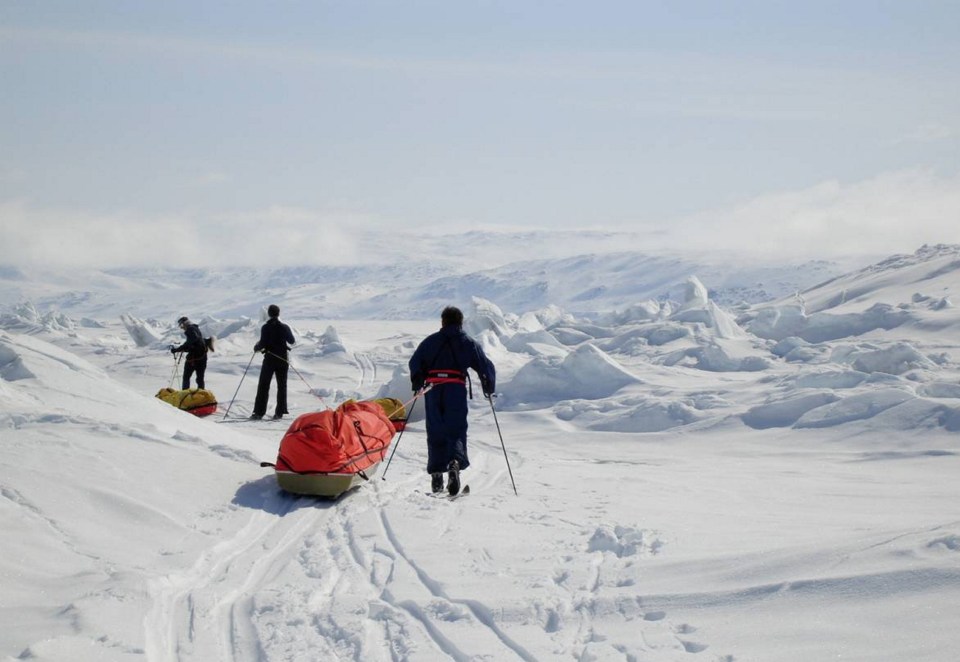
[{"left": 409, "top": 306, "right": 496, "bottom": 495}]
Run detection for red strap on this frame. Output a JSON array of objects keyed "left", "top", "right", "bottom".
[{"left": 426, "top": 369, "right": 466, "bottom": 385}]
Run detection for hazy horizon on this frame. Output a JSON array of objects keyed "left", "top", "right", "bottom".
[{"left": 3, "top": 1, "right": 959, "bottom": 268}]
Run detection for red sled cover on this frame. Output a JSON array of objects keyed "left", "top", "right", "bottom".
[{"left": 275, "top": 401, "right": 395, "bottom": 475}]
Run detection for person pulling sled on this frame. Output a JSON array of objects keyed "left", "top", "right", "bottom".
[{"left": 409, "top": 306, "right": 496, "bottom": 496}]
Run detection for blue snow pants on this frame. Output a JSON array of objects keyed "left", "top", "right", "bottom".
[{"left": 424, "top": 383, "right": 470, "bottom": 474}]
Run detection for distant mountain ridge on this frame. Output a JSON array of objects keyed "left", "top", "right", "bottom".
[
  {"left": 0, "top": 229, "right": 912, "bottom": 320},
  {"left": 791, "top": 243, "right": 960, "bottom": 314},
  {"left": 345, "top": 252, "right": 845, "bottom": 319}
]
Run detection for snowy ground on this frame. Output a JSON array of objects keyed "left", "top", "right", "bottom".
[{"left": 3, "top": 242, "right": 960, "bottom": 661}]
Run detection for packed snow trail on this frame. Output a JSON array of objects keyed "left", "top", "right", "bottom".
[
  {"left": 144, "top": 490, "right": 319, "bottom": 661},
  {"left": 137, "top": 421, "right": 721, "bottom": 662}
]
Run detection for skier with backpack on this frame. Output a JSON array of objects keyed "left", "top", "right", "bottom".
[{"left": 170, "top": 315, "right": 210, "bottom": 390}]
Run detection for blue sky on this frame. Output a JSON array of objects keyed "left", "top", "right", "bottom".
[{"left": 2, "top": 1, "right": 959, "bottom": 267}]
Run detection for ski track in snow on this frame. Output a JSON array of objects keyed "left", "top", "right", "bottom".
[
  {"left": 132, "top": 408, "right": 953, "bottom": 662},
  {"left": 144, "top": 493, "right": 314, "bottom": 662},
  {"left": 141, "top": 453, "right": 713, "bottom": 661},
  {"left": 375, "top": 507, "right": 539, "bottom": 661},
  {"left": 353, "top": 351, "right": 378, "bottom": 392}
]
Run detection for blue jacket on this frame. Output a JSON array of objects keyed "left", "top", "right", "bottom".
[{"left": 409, "top": 325, "right": 495, "bottom": 395}]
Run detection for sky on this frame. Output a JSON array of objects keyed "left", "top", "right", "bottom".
[{"left": 2, "top": 0, "right": 960, "bottom": 268}]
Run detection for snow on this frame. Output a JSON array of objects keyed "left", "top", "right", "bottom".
[{"left": 3, "top": 240, "right": 960, "bottom": 661}]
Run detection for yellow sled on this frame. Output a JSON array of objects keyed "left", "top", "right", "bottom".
[{"left": 156, "top": 387, "right": 218, "bottom": 417}]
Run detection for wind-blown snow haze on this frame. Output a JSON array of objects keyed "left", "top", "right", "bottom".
[{"left": 3, "top": 2, "right": 960, "bottom": 266}]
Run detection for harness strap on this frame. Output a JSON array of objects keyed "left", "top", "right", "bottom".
[{"left": 425, "top": 369, "right": 467, "bottom": 386}]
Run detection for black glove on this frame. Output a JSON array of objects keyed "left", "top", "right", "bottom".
[
  {"left": 411, "top": 377, "right": 424, "bottom": 393},
  {"left": 169, "top": 345, "right": 176, "bottom": 354}
]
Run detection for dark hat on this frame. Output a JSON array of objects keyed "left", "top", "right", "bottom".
[
  {"left": 267, "top": 304, "right": 280, "bottom": 318},
  {"left": 177, "top": 316, "right": 189, "bottom": 325}
]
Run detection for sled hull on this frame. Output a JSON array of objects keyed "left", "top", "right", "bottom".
[{"left": 275, "top": 463, "right": 381, "bottom": 498}]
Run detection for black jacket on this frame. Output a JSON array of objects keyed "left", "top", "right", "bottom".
[
  {"left": 173, "top": 323, "right": 207, "bottom": 360},
  {"left": 254, "top": 318, "right": 295, "bottom": 357}
]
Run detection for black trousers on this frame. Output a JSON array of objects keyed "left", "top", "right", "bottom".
[
  {"left": 182, "top": 356, "right": 207, "bottom": 390},
  {"left": 253, "top": 354, "right": 289, "bottom": 416}
]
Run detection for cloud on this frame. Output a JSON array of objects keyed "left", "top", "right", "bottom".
[
  {"left": 657, "top": 169, "right": 960, "bottom": 259},
  {"left": 0, "top": 202, "right": 364, "bottom": 269},
  {"left": 4, "top": 169, "right": 959, "bottom": 271}
]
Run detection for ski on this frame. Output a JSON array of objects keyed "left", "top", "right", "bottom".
[
  {"left": 431, "top": 484, "right": 470, "bottom": 500},
  {"left": 415, "top": 485, "right": 470, "bottom": 500},
  {"left": 218, "top": 416, "right": 289, "bottom": 424}
]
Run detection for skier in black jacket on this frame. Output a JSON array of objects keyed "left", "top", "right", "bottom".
[
  {"left": 171, "top": 315, "right": 207, "bottom": 390},
  {"left": 409, "top": 306, "right": 496, "bottom": 495},
  {"left": 251, "top": 304, "right": 296, "bottom": 420}
]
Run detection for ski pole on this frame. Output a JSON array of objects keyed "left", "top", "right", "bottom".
[
  {"left": 488, "top": 395, "right": 518, "bottom": 495},
  {"left": 169, "top": 351, "right": 183, "bottom": 389},
  {"left": 266, "top": 350, "right": 328, "bottom": 408},
  {"left": 381, "top": 386, "right": 432, "bottom": 481},
  {"left": 396, "top": 383, "right": 432, "bottom": 413},
  {"left": 221, "top": 352, "right": 257, "bottom": 421}
]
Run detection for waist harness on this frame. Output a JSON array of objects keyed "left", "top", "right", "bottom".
[
  {"left": 426, "top": 369, "right": 466, "bottom": 385},
  {"left": 425, "top": 369, "right": 474, "bottom": 398}
]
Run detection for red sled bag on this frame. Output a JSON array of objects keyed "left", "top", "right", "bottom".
[{"left": 266, "top": 401, "right": 396, "bottom": 497}]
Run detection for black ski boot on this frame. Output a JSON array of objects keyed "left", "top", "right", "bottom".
[
  {"left": 431, "top": 473, "right": 443, "bottom": 493},
  {"left": 447, "top": 460, "right": 460, "bottom": 496}
]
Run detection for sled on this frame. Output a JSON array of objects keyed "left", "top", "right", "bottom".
[
  {"left": 274, "top": 463, "right": 382, "bottom": 498},
  {"left": 372, "top": 397, "right": 407, "bottom": 431},
  {"left": 156, "top": 387, "right": 218, "bottom": 417},
  {"left": 263, "top": 400, "right": 395, "bottom": 498}
]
